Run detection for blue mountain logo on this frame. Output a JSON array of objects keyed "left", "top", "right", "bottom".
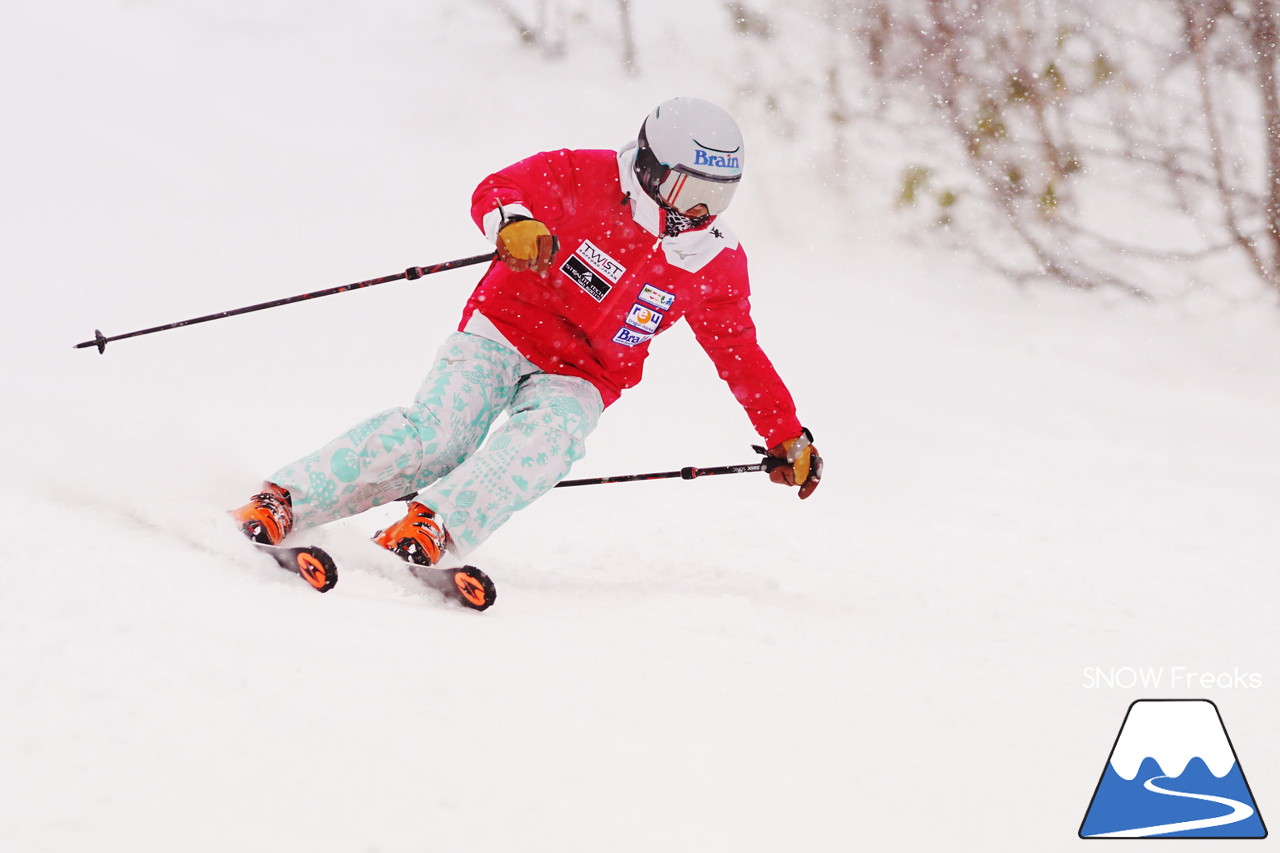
[{"left": 1080, "top": 699, "right": 1267, "bottom": 838}]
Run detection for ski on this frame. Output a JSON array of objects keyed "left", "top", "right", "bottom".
[
  {"left": 254, "top": 542, "right": 338, "bottom": 592},
  {"left": 408, "top": 564, "right": 496, "bottom": 611},
  {"left": 250, "top": 539, "right": 489, "bottom": 608}
]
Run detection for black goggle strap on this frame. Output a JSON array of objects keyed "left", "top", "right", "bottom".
[{"left": 634, "top": 125, "right": 669, "bottom": 192}]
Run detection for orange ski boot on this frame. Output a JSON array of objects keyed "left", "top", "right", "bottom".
[
  {"left": 230, "top": 482, "right": 294, "bottom": 545},
  {"left": 373, "top": 501, "right": 448, "bottom": 567}
]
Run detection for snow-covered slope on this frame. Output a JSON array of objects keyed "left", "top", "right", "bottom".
[{"left": 2, "top": 3, "right": 1276, "bottom": 851}]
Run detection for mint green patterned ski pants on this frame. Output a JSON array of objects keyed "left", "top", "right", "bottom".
[{"left": 269, "top": 332, "right": 603, "bottom": 556}]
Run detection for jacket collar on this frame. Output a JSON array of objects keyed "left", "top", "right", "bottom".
[{"left": 617, "top": 144, "right": 664, "bottom": 238}]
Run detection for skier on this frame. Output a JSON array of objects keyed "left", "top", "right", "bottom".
[{"left": 231, "top": 96, "right": 822, "bottom": 570}]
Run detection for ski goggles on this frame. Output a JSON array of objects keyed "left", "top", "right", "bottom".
[{"left": 655, "top": 168, "right": 740, "bottom": 215}]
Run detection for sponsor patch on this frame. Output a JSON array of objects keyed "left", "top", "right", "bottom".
[
  {"left": 560, "top": 255, "right": 612, "bottom": 302},
  {"left": 693, "top": 149, "right": 741, "bottom": 170},
  {"left": 637, "top": 283, "right": 675, "bottom": 311},
  {"left": 576, "top": 239, "right": 626, "bottom": 283},
  {"left": 612, "top": 326, "right": 653, "bottom": 347},
  {"left": 626, "top": 303, "right": 663, "bottom": 334}
]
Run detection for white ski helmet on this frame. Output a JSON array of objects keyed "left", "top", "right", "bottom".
[{"left": 634, "top": 97, "right": 744, "bottom": 215}]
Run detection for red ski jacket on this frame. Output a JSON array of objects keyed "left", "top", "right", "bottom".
[{"left": 461, "top": 147, "right": 802, "bottom": 446}]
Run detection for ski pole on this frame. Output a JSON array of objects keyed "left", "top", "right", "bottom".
[
  {"left": 552, "top": 458, "right": 783, "bottom": 487},
  {"left": 398, "top": 456, "right": 784, "bottom": 504},
  {"left": 72, "top": 251, "right": 498, "bottom": 354}
]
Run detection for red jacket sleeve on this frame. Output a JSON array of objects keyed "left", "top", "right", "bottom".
[
  {"left": 684, "top": 250, "right": 803, "bottom": 447},
  {"left": 470, "top": 149, "right": 577, "bottom": 233}
]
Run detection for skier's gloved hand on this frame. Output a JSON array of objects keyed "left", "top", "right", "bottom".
[
  {"left": 761, "top": 428, "right": 822, "bottom": 500},
  {"left": 497, "top": 217, "right": 557, "bottom": 275}
]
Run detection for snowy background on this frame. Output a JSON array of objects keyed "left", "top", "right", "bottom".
[{"left": 2, "top": 2, "right": 1277, "bottom": 851}]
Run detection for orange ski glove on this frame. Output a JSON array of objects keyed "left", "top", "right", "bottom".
[
  {"left": 763, "top": 428, "right": 823, "bottom": 500},
  {"left": 496, "top": 217, "right": 557, "bottom": 274}
]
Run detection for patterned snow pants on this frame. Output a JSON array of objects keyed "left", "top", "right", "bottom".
[{"left": 269, "top": 332, "right": 603, "bottom": 556}]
